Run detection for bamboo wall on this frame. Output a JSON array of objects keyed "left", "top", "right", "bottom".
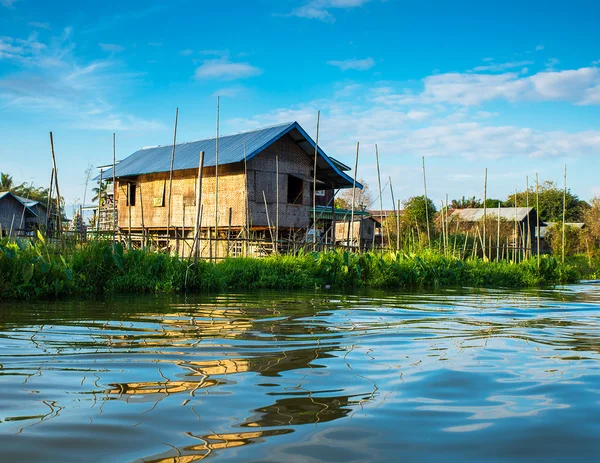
[{"left": 117, "top": 134, "right": 314, "bottom": 232}]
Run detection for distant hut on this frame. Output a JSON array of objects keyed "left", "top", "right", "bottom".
[
  {"left": 334, "top": 216, "right": 379, "bottom": 250},
  {"left": 450, "top": 207, "right": 540, "bottom": 254},
  {"left": 97, "top": 122, "right": 360, "bottom": 255},
  {"left": 0, "top": 191, "right": 43, "bottom": 238}
]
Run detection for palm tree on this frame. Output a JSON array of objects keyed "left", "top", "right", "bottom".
[
  {"left": 92, "top": 181, "right": 108, "bottom": 205},
  {"left": 0, "top": 172, "right": 22, "bottom": 192}
]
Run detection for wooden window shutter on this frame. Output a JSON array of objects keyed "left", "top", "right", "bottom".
[{"left": 153, "top": 179, "right": 165, "bottom": 207}]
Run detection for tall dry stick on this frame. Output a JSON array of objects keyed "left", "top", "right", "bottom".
[
  {"left": 313, "top": 110, "right": 320, "bottom": 251},
  {"left": 536, "top": 173, "right": 540, "bottom": 269},
  {"left": 562, "top": 164, "right": 567, "bottom": 264},
  {"left": 349, "top": 142, "right": 359, "bottom": 250},
  {"left": 375, "top": 144, "right": 383, "bottom": 250},
  {"left": 525, "top": 176, "right": 530, "bottom": 259},
  {"left": 167, "top": 107, "right": 179, "bottom": 240},
  {"left": 112, "top": 133, "right": 116, "bottom": 244},
  {"left": 214, "top": 97, "right": 220, "bottom": 260},
  {"left": 49, "top": 132, "right": 62, "bottom": 242},
  {"left": 276, "top": 154, "right": 279, "bottom": 255},
  {"left": 243, "top": 142, "right": 250, "bottom": 257},
  {"left": 483, "top": 168, "right": 487, "bottom": 260},
  {"left": 46, "top": 167, "right": 54, "bottom": 231},
  {"left": 496, "top": 204, "right": 501, "bottom": 261},
  {"left": 193, "top": 151, "right": 205, "bottom": 263},
  {"left": 389, "top": 176, "right": 397, "bottom": 250},
  {"left": 422, "top": 156, "right": 430, "bottom": 246}
]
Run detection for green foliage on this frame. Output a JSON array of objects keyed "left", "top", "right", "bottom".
[
  {"left": 403, "top": 195, "right": 437, "bottom": 230},
  {"left": 505, "top": 180, "right": 586, "bottom": 222},
  {"left": 1, "top": 239, "right": 597, "bottom": 300}
]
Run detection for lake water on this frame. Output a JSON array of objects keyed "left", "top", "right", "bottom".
[{"left": 1, "top": 284, "right": 600, "bottom": 462}]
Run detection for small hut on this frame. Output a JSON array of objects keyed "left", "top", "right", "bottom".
[
  {"left": 97, "top": 121, "right": 361, "bottom": 256},
  {"left": 0, "top": 191, "right": 42, "bottom": 237}
]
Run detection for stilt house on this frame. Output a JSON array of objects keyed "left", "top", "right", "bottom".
[{"left": 98, "top": 121, "right": 361, "bottom": 254}]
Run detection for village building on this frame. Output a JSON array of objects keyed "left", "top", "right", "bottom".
[
  {"left": 0, "top": 191, "right": 47, "bottom": 238},
  {"left": 450, "top": 207, "right": 541, "bottom": 254},
  {"left": 97, "top": 121, "right": 361, "bottom": 256}
]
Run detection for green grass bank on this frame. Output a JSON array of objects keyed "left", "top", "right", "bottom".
[{"left": 1, "top": 237, "right": 598, "bottom": 300}]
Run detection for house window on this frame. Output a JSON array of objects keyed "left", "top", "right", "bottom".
[
  {"left": 127, "top": 183, "right": 136, "bottom": 206},
  {"left": 287, "top": 175, "right": 303, "bottom": 205}
]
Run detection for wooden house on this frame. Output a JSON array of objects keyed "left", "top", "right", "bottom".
[
  {"left": 0, "top": 191, "right": 42, "bottom": 237},
  {"left": 97, "top": 122, "right": 361, "bottom": 255}
]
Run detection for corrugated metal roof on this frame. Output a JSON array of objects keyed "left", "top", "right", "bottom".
[
  {"left": 97, "top": 121, "right": 360, "bottom": 189},
  {"left": 451, "top": 207, "right": 534, "bottom": 222},
  {"left": 0, "top": 191, "right": 38, "bottom": 217}
]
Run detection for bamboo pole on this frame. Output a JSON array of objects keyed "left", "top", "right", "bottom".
[
  {"left": 445, "top": 193, "right": 449, "bottom": 251},
  {"left": 167, "top": 107, "right": 179, "bottom": 242},
  {"left": 525, "top": 176, "right": 530, "bottom": 259},
  {"left": 496, "top": 203, "right": 501, "bottom": 262},
  {"left": 331, "top": 183, "right": 336, "bottom": 250},
  {"left": 112, "top": 133, "right": 116, "bottom": 244},
  {"left": 263, "top": 191, "right": 275, "bottom": 251},
  {"left": 375, "top": 144, "right": 384, "bottom": 250},
  {"left": 95, "top": 168, "right": 101, "bottom": 236},
  {"left": 536, "top": 173, "right": 540, "bottom": 269},
  {"left": 128, "top": 183, "right": 132, "bottom": 248},
  {"left": 441, "top": 200, "right": 446, "bottom": 255},
  {"left": 513, "top": 187, "right": 518, "bottom": 263},
  {"left": 562, "top": 164, "right": 567, "bottom": 264},
  {"left": 243, "top": 142, "right": 250, "bottom": 257},
  {"left": 227, "top": 207, "right": 232, "bottom": 257},
  {"left": 349, "top": 142, "right": 359, "bottom": 251},
  {"left": 139, "top": 180, "right": 146, "bottom": 248},
  {"left": 389, "top": 176, "right": 397, "bottom": 250},
  {"left": 9, "top": 214, "right": 15, "bottom": 240},
  {"left": 313, "top": 110, "right": 320, "bottom": 251},
  {"left": 422, "top": 156, "right": 430, "bottom": 247},
  {"left": 483, "top": 168, "right": 487, "bottom": 260},
  {"left": 215, "top": 97, "right": 220, "bottom": 260},
  {"left": 275, "top": 154, "right": 279, "bottom": 255},
  {"left": 397, "top": 199, "right": 401, "bottom": 252},
  {"left": 45, "top": 167, "right": 54, "bottom": 231},
  {"left": 49, "top": 132, "right": 62, "bottom": 242},
  {"left": 193, "top": 151, "right": 205, "bottom": 263}
]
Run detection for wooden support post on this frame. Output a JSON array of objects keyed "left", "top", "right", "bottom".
[
  {"left": 263, "top": 191, "right": 275, "bottom": 251},
  {"left": 422, "top": 156, "right": 430, "bottom": 247},
  {"left": 513, "top": 188, "right": 518, "bottom": 263},
  {"left": 167, "top": 107, "right": 179, "bottom": 242},
  {"left": 525, "top": 176, "right": 530, "bottom": 259},
  {"left": 49, "top": 132, "right": 62, "bottom": 242},
  {"left": 312, "top": 110, "right": 320, "bottom": 252},
  {"left": 128, "top": 183, "right": 132, "bottom": 249},
  {"left": 349, "top": 142, "right": 359, "bottom": 250},
  {"left": 397, "top": 199, "right": 401, "bottom": 252}
]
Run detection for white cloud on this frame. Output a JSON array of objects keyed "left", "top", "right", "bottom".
[
  {"left": 373, "top": 67, "right": 600, "bottom": 106},
  {"left": 194, "top": 59, "right": 262, "bottom": 80},
  {"left": 180, "top": 49, "right": 194, "bottom": 56},
  {"left": 535, "top": 44, "right": 544, "bottom": 51},
  {"left": 545, "top": 57, "right": 560, "bottom": 70},
  {"left": 1, "top": 0, "right": 18, "bottom": 7},
  {"left": 328, "top": 57, "right": 375, "bottom": 71},
  {"left": 592, "top": 59, "right": 600, "bottom": 66},
  {"left": 287, "top": 0, "right": 375, "bottom": 22},
  {"left": 0, "top": 33, "right": 46, "bottom": 61},
  {"left": 99, "top": 43, "right": 125, "bottom": 53}
]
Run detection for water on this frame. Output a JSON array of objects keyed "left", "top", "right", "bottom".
[{"left": 1, "top": 284, "right": 600, "bottom": 462}]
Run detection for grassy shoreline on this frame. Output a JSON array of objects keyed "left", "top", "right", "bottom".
[{"left": 1, "top": 238, "right": 598, "bottom": 300}]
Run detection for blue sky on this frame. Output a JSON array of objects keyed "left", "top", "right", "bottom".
[{"left": 1, "top": 0, "right": 599, "bottom": 211}]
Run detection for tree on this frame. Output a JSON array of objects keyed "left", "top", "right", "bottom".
[
  {"left": 0, "top": 172, "right": 22, "bottom": 192},
  {"left": 92, "top": 181, "right": 109, "bottom": 205},
  {"left": 505, "top": 180, "right": 585, "bottom": 222},
  {"left": 451, "top": 196, "right": 481, "bottom": 209},
  {"left": 335, "top": 178, "right": 373, "bottom": 210},
  {"left": 402, "top": 195, "right": 437, "bottom": 230}
]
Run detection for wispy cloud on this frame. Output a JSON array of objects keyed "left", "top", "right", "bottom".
[
  {"left": 1, "top": 0, "right": 18, "bottom": 8},
  {"left": 212, "top": 86, "right": 245, "bottom": 98},
  {"left": 99, "top": 43, "right": 125, "bottom": 53},
  {"left": 0, "top": 29, "right": 162, "bottom": 132},
  {"left": 194, "top": 59, "right": 262, "bottom": 80},
  {"left": 328, "top": 57, "right": 375, "bottom": 71},
  {"left": 28, "top": 21, "right": 51, "bottom": 30},
  {"left": 472, "top": 60, "right": 533, "bottom": 72},
  {"left": 535, "top": 44, "right": 544, "bottom": 51},
  {"left": 286, "top": 0, "right": 376, "bottom": 23}
]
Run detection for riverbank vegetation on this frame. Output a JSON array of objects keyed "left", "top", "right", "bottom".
[{"left": 1, "top": 235, "right": 598, "bottom": 300}]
